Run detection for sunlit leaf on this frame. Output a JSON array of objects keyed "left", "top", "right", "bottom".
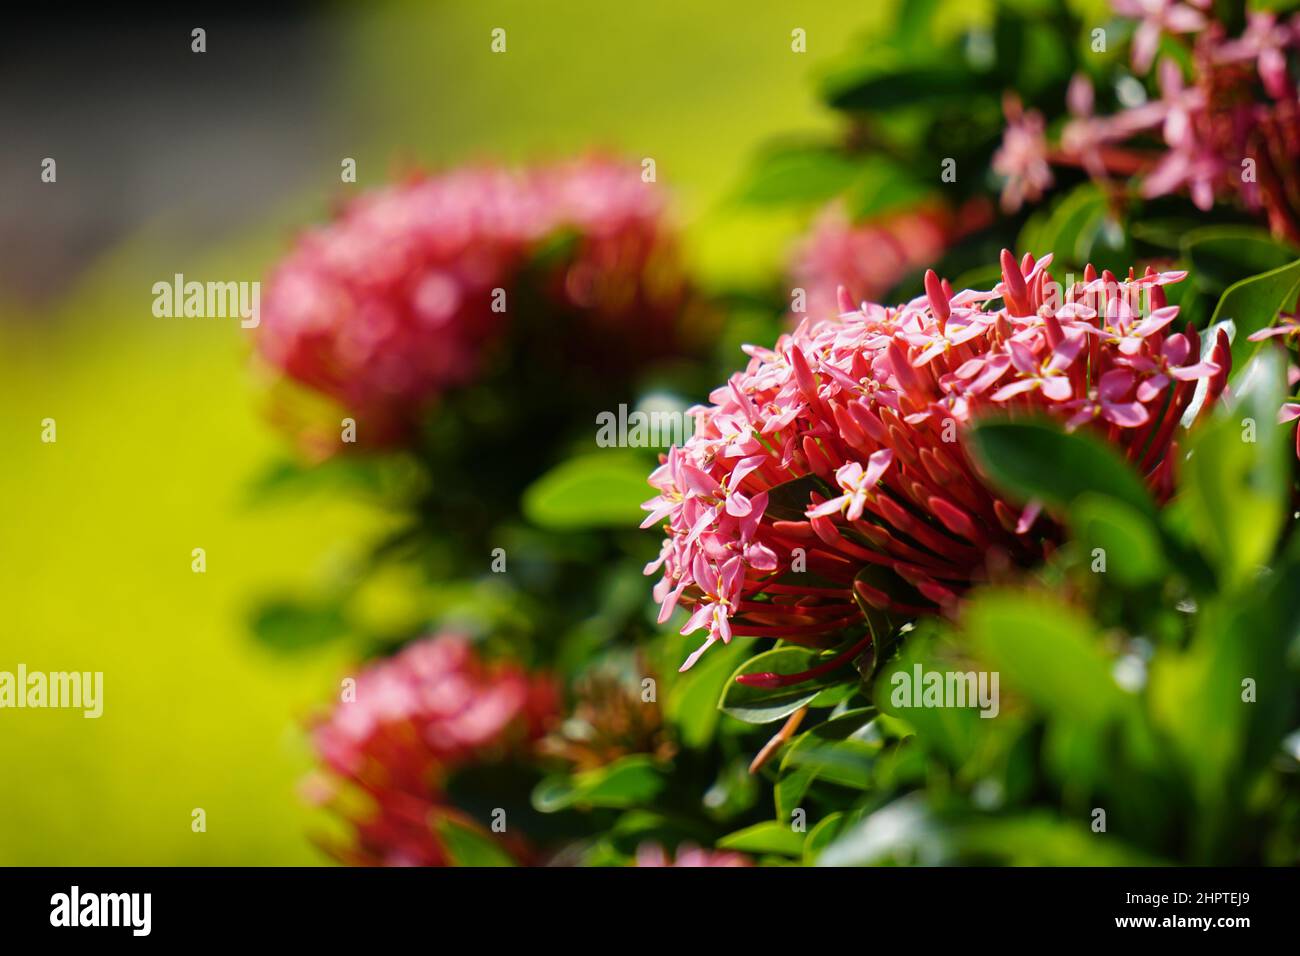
[
  {"left": 717, "top": 820, "right": 804, "bottom": 857},
  {"left": 532, "top": 755, "right": 667, "bottom": 812},
  {"left": 720, "top": 647, "right": 847, "bottom": 724},
  {"left": 522, "top": 452, "right": 653, "bottom": 530},
  {"left": 434, "top": 817, "right": 516, "bottom": 867},
  {"left": 1207, "top": 257, "right": 1300, "bottom": 378}
]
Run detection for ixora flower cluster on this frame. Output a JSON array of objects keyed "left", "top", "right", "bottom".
[
  {"left": 995, "top": 2, "right": 1300, "bottom": 241},
  {"left": 305, "top": 634, "right": 557, "bottom": 867},
  {"left": 1250, "top": 300, "right": 1300, "bottom": 455},
  {"left": 643, "top": 251, "right": 1230, "bottom": 673},
  {"left": 257, "top": 157, "right": 686, "bottom": 444}
]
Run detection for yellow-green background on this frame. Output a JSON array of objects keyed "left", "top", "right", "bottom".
[{"left": 0, "top": 0, "right": 882, "bottom": 864}]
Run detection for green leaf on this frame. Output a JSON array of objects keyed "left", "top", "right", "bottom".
[
  {"left": 1207, "top": 256, "right": 1300, "bottom": 379},
  {"left": 1149, "top": 541, "right": 1300, "bottom": 861},
  {"left": 434, "top": 817, "right": 516, "bottom": 867},
  {"left": 733, "top": 144, "right": 865, "bottom": 206},
  {"left": 948, "top": 813, "right": 1163, "bottom": 866},
  {"left": 842, "top": 158, "right": 935, "bottom": 220},
  {"left": 665, "top": 638, "right": 749, "bottom": 749},
  {"left": 1019, "top": 183, "right": 1105, "bottom": 271},
  {"left": 966, "top": 418, "right": 1157, "bottom": 519},
  {"left": 818, "top": 799, "right": 1162, "bottom": 866},
  {"left": 1179, "top": 351, "right": 1290, "bottom": 589},
  {"left": 249, "top": 599, "right": 347, "bottom": 653},
  {"left": 817, "top": 795, "right": 947, "bottom": 865},
  {"left": 719, "top": 647, "right": 846, "bottom": 724},
  {"left": 1183, "top": 226, "right": 1298, "bottom": 294},
  {"left": 1130, "top": 217, "right": 1205, "bottom": 252},
  {"left": 824, "top": 66, "right": 997, "bottom": 112},
  {"left": 717, "top": 820, "right": 805, "bottom": 857},
  {"left": 778, "top": 707, "right": 880, "bottom": 790},
  {"left": 602, "top": 810, "right": 716, "bottom": 858},
  {"left": 1069, "top": 493, "right": 1166, "bottom": 587},
  {"left": 522, "top": 452, "right": 652, "bottom": 530},
  {"left": 776, "top": 712, "right": 907, "bottom": 819},
  {"left": 963, "top": 589, "right": 1128, "bottom": 726},
  {"left": 531, "top": 755, "right": 667, "bottom": 812},
  {"left": 773, "top": 771, "right": 813, "bottom": 823},
  {"left": 806, "top": 682, "right": 857, "bottom": 709},
  {"left": 803, "top": 812, "right": 848, "bottom": 864}
]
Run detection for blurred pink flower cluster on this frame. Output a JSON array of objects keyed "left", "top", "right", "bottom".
[
  {"left": 995, "top": 3, "right": 1300, "bottom": 241},
  {"left": 306, "top": 634, "right": 558, "bottom": 866},
  {"left": 791, "top": 201, "right": 991, "bottom": 320},
  {"left": 635, "top": 844, "right": 751, "bottom": 867},
  {"left": 259, "top": 157, "right": 686, "bottom": 445},
  {"left": 1249, "top": 297, "right": 1300, "bottom": 456},
  {"left": 643, "top": 250, "right": 1229, "bottom": 672}
]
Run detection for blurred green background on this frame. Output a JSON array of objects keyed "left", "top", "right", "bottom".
[{"left": 0, "top": 0, "right": 881, "bottom": 864}]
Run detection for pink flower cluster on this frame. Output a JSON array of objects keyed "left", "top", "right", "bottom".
[
  {"left": 993, "top": 95, "right": 1055, "bottom": 213},
  {"left": 634, "top": 844, "right": 752, "bottom": 867},
  {"left": 643, "top": 251, "right": 1230, "bottom": 671},
  {"left": 996, "top": 3, "right": 1300, "bottom": 241},
  {"left": 1248, "top": 298, "right": 1300, "bottom": 457},
  {"left": 259, "top": 157, "right": 685, "bottom": 444},
  {"left": 791, "top": 201, "right": 990, "bottom": 321},
  {"left": 307, "top": 634, "right": 558, "bottom": 866}
]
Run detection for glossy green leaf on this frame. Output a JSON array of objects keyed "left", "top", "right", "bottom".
[
  {"left": 665, "top": 637, "right": 749, "bottom": 749},
  {"left": 522, "top": 452, "right": 652, "bottom": 530},
  {"left": 966, "top": 418, "right": 1157, "bottom": 519},
  {"left": 434, "top": 817, "right": 516, "bottom": 867},
  {"left": 1180, "top": 351, "right": 1290, "bottom": 589},
  {"left": 824, "top": 66, "right": 997, "bottom": 111},
  {"left": 803, "top": 812, "right": 848, "bottom": 864},
  {"left": 963, "top": 589, "right": 1128, "bottom": 725},
  {"left": 779, "top": 707, "right": 880, "bottom": 790},
  {"left": 717, "top": 820, "right": 805, "bottom": 857},
  {"left": 817, "top": 795, "right": 947, "bottom": 866},
  {"left": 720, "top": 647, "right": 846, "bottom": 724},
  {"left": 532, "top": 755, "right": 666, "bottom": 812},
  {"left": 1069, "top": 492, "right": 1166, "bottom": 586},
  {"left": 1207, "top": 257, "right": 1300, "bottom": 378},
  {"left": 1183, "top": 226, "right": 1298, "bottom": 294},
  {"left": 733, "top": 144, "right": 866, "bottom": 206},
  {"left": 1019, "top": 183, "right": 1105, "bottom": 271}
]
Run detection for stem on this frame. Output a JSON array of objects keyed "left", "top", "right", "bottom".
[{"left": 749, "top": 706, "right": 808, "bottom": 775}]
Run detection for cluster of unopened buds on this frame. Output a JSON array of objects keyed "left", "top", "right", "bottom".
[
  {"left": 305, "top": 634, "right": 557, "bottom": 866},
  {"left": 257, "top": 157, "right": 686, "bottom": 445},
  {"left": 643, "top": 250, "right": 1230, "bottom": 676},
  {"left": 994, "top": 2, "right": 1300, "bottom": 242}
]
